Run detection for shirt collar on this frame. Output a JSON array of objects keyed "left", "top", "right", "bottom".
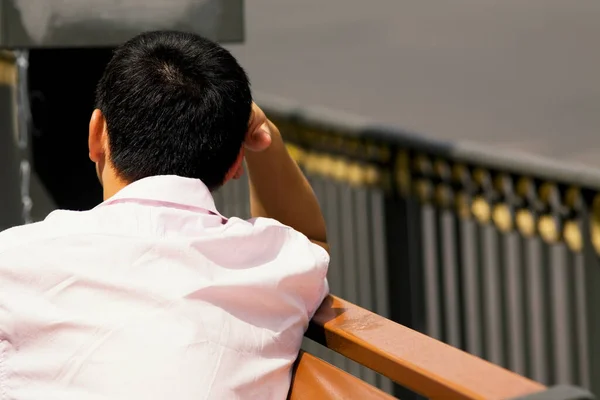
[{"left": 99, "top": 175, "right": 221, "bottom": 215}]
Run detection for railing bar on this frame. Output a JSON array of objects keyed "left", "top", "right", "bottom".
[
  {"left": 482, "top": 225, "right": 504, "bottom": 366},
  {"left": 542, "top": 243, "right": 556, "bottom": 384},
  {"left": 503, "top": 232, "right": 526, "bottom": 375},
  {"left": 582, "top": 205, "right": 600, "bottom": 396},
  {"left": 422, "top": 205, "right": 442, "bottom": 340},
  {"left": 323, "top": 180, "right": 348, "bottom": 371},
  {"left": 407, "top": 198, "right": 426, "bottom": 336},
  {"left": 460, "top": 218, "right": 483, "bottom": 357},
  {"left": 339, "top": 182, "right": 363, "bottom": 378},
  {"left": 369, "top": 189, "right": 390, "bottom": 320},
  {"left": 353, "top": 186, "right": 378, "bottom": 386},
  {"left": 441, "top": 211, "right": 461, "bottom": 348},
  {"left": 573, "top": 252, "right": 590, "bottom": 389},
  {"left": 549, "top": 244, "right": 573, "bottom": 384},
  {"left": 354, "top": 187, "right": 375, "bottom": 312},
  {"left": 525, "top": 237, "right": 550, "bottom": 385},
  {"left": 305, "top": 177, "right": 331, "bottom": 365}
]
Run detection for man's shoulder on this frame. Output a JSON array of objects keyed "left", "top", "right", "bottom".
[
  {"left": 240, "top": 216, "right": 330, "bottom": 266},
  {"left": 0, "top": 209, "right": 92, "bottom": 255},
  {"left": 0, "top": 220, "right": 47, "bottom": 253}
]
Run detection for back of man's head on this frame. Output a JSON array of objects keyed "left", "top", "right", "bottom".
[{"left": 95, "top": 30, "right": 252, "bottom": 190}]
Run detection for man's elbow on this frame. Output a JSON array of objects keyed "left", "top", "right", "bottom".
[{"left": 310, "top": 239, "right": 330, "bottom": 254}]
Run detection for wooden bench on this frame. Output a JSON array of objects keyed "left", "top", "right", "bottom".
[{"left": 289, "top": 295, "right": 594, "bottom": 400}]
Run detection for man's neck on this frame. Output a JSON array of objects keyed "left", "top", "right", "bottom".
[{"left": 101, "top": 168, "right": 130, "bottom": 201}]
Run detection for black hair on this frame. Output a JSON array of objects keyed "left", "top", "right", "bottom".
[{"left": 95, "top": 30, "right": 252, "bottom": 190}]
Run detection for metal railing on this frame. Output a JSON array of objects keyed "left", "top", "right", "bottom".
[{"left": 214, "top": 94, "right": 600, "bottom": 397}]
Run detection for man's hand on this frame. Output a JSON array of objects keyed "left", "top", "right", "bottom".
[
  {"left": 245, "top": 103, "right": 272, "bottom": 153},
  {"left": 244, "top": 102, "right": 329, "bottom": 252}
]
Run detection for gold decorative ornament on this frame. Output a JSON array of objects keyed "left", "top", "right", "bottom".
[
  {"left": 452, "top": 164, "right": 468, "bottom": 183},
  {"left": 344, "top": 138, "right": 360, "bottom": 154},
  {"left": 592, "top": 194, "right": 600, "bottom": 254},
  {"left": 538, "top": 182, "right": 557, "bottom": 205},
  {"left": 433, "top": 160, "right": 450, "bottom": 179},
  {"left": 331, "top": 157, "right": 348, "bottom": 182},
  {"left": 538, "top": 215, "right": 559, "bottom": 243},
  {"left": 414, "top": 179, "right": 433, "bottom": 203},
  {"left": 364, "top": 165, "right": 380, "bottom": 186},
  {"left": 471, "top": 196, "right": 491, "bottom": 224},
  {"left": 413, "top": 154, "right": 431, "bottom": 174},
  {"left": 434, "top": 184, "right": 452, "bottom": 208},
  {"left": 285, "top": 143, "right": 304, "bottom": 163},
  {"left": 564, "top": 187, "right": 581, "bottom": 210},
  {"left": 332, "top": 135, "right": 345, "bottom": 148},
  {"left": 395, "top": 150, "right": 411, "bottom": 195},
  {"left": 472, "top": 168, "right": 489, "bottom": 187},
  {"left": 378, "top": 146, "right": 391, "bottom": 162},
  {"left": 302, "top": 152, "right": 316, "bottom": 174},
  {"left": 347, "top": 162, "right": 365, "bottom": 186},
  {"left": 455, "top": 192, "right": 471, "bottom": 219},
  {"left": 494, "top": 174, "right": 511, "bottom": 194},
  {"left": 310, "top": 153, "right": 324, "bottom": 176},
  {"left": 516, "top": 177, "right": 534, "bottom": 198},
  {"left": 320, "top": 154, "right": 335, "bottom": 179},
  {"left": 516, "top": 209, "right": 536, "bottom": 237},
  {"left": 492, "top": 204, "right": 513, "bottom": 233},
  {"left": 563, "top": 220, "right": 583, "bottom": 252}
]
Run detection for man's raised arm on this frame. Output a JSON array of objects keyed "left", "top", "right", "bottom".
[{"left": 244, "top": 104, "right": 328, "bottom": 252}]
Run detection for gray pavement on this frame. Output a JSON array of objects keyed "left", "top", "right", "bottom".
[{"left": 227, "top": 0, "right": 600, "bottom": 167}]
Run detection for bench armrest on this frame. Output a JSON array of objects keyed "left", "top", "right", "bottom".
[{"left": 306, "top": 295, "right": 546, "bottom": 399}]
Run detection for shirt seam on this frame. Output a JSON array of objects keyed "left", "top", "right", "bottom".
[
  {"left": 0, "top": 216, "right": 294, "bottom": 257},
  {"left": 0, "top": 225, "right": 246, "bottom": 258}
]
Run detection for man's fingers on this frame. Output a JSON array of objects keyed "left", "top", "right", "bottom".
[
  {"left": 245, "top": 127, "right": 272, "bottom": 152},
  {"left": 245, "top": 104, "right": 272, "bottom": 152},
  {"left": 247, "top": 103, "right": 266, "bottom": 132}
]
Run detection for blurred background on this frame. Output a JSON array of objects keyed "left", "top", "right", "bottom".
[
  {"left": 228, "top": 0, "right": 600, "bottom": 166},
  {"left": 1, "top": 1, "right": 600, "bottom": 398}
]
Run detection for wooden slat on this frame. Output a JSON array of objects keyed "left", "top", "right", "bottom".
[
  {"left": 288, "top": 351, "right": 397, "bottom": 400},
  {"left": 306, "top": 295, "right": 546, "bottom": 400}
]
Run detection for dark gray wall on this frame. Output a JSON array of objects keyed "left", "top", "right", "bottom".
[
  {"left": 228, "top": 0, "right": 600, "bottom": 167},
  {"left": 0, "top": 59, "right": 23, "bottom": 229},
  {"left": 0, "top": 0, "right": 244, "bottom": 47}
]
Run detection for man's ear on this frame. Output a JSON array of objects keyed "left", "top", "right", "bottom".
[
  {"left": 89, "top": 109, "right": 108, "bottom": 163},
  {"left": 224, "top": 148, "right": 245, "bottom": 183}
]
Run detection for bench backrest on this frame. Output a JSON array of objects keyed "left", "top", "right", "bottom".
[{"left": 288, "top": 350, "right": 395, "bottom": 400}]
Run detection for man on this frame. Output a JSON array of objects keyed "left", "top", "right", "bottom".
[{"left": 0, "top": 31, "right": 329, "bottom": 399}]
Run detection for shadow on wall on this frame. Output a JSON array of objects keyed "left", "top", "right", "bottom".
[
  {"left": 2, "top": 0, "right": 235, "bottom": 47},
  {"left": 28, "top": 49, "right": 113, "bottom": 211},
  {"left": 0, "top": 58, "right": 23, "bottom": 228}
]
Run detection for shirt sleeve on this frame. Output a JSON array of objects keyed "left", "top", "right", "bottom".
[
  {"left": 245, "top": 216, "right": 331, "bottom": 322},
  {"left": 306, "top": 242, "right": 330, "bottom": 319}
]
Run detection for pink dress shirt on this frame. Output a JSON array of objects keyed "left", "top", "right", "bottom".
[{"left": 0, "top": 175, "right": 329, "bottom": 399}]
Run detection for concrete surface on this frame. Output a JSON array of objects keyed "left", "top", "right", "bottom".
[{"left": 227, "top": 0, "right": 600, "bottom": 167}]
